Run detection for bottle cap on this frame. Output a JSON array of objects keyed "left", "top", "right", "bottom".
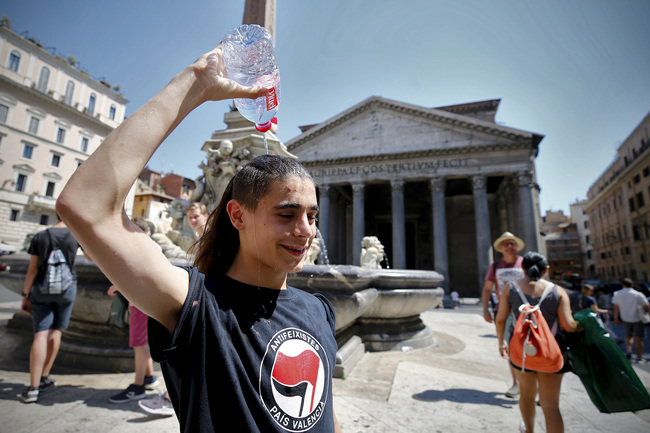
[{"left": 255, "top": 116, "right": 278, "bottom": 133}]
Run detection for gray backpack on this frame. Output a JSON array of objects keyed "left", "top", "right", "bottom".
[{"left": 39, "top": 229, "right": 74, "bottom": 295}]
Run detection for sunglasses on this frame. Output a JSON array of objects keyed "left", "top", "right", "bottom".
[{"left": 501, "top": 241, "right": 518, "bottom": 247}]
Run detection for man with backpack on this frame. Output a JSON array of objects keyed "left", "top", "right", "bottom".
[
  {"left": 20, "top": 216, "right": 83, "bottom": 403},
  {"left": 481, "top": 231, "right": 525, "bottom": 399}
]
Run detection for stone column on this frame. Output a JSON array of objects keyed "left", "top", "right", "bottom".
[
  {"left": 430, "top": 177, "right": 449, "bottom": 291},
  {"left": 352, "top": 183, "right": 365, "bottom": 266},
  {"left": 473, "top": 175, "right": 491, "bottom": 290},
  {"left": 497, "top": 196, "right": 507, "bottom": 235},
  {"left": 391, "top": 180, "right": 406, "bottom": 269},
  {"left": 504, "top": 181, "right": 517, "bottom": 235},
  {"left": 517, "top": 171, "right": 538, "bottom": 252},
  {"left": 243, "top": 0, "right": 277, "bottom": 38},
  {"left": 318, "top": 184, "right": 330, "bottom": 249}
]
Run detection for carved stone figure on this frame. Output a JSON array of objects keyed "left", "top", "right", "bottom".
[
  {"left": 304, "top": 237, "right": 321, "bottom": 265},
  {"left": 200, "top": 139, "right": 252, "bottom": 206},
  {"left": 360, "top": 236, "right": 385, "bottom": 269}
]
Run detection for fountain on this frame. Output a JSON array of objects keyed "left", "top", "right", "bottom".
[
  {"left": 288, "top": 235, "right": 444, "bottom": 377},
  {"left": 0, "top": 112, "right": 444, "bottom": 378}
]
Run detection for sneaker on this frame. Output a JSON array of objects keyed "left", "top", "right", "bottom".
[
  {"left": 144, "top": 375, "right": 160, "bottom": 390},
  {"left": 505, "top": 384, "right": 520, "bottom": 399},
  {"left": 637, "top": 358, "right": 646, "bottom": 365},
  {"left": 519, "top": 420, "right": 526, "bottom": 433},
  {"left": 109, "top": 384, "right": 146, "bottom": 403},
  {"left": 139, "top": 393, "right": 174, "bottom": 416},
  {"left": 39, "top": 376, "right": 56, "bottom": 393},
  {"left": 20, "top": 386, "right": 39, "bottom": 403}
]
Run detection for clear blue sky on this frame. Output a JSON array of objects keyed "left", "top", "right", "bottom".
[{"left": 3, "top": 0, "right": 650, "bottom": 215}]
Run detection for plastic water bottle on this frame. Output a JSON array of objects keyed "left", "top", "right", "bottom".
[{"left": 222, "top": 24, "right": 280, "bottom": 133}]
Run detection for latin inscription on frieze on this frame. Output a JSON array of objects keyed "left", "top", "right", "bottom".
[{"left": 310, "top": 158, "right": 471, "bottom": 178}]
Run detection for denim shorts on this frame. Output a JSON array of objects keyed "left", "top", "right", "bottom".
[{"left": 29, "top": 283, "right": 77, "bottom": 332}]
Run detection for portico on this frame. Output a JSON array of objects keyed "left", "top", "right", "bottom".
[{"left": 287, "top": 97, "right": 544, "bottom": 296}]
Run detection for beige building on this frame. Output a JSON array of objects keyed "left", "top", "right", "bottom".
[
  {"left": 586, "top": 110, "right": 650, "bottom": 282},
  {"left": 540, "top": 209, "right": 583, "bottom": 281},
  {"left": 570, "top": 199, "right": 595, "bottom": 279},
  {"left": 0, "top": 24, "right": 127, "bottom": 250}
]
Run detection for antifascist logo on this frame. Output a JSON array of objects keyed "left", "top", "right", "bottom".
[{"left": 260, "top": 327, "right": 330, "bottom": 432}]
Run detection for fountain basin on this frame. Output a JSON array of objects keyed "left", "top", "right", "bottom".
[{"left": 2, "top": 255, "right": 445, "bottom": 376}]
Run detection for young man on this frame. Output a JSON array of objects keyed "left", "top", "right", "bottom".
[
  {"left": 185, "top": 202, "right": 209, "bottom": 238},
  {"left": 481, "top": 231, "right": 525, "bottom": 399},
  {"left": 613, "top": 277, "right": 650, "bottom": 363},
  {"left": 56, "top": 43, "right": 342, "bottom": 432},
  {"left": 20, "top": 218, "right": 81, "bottom": 403}
]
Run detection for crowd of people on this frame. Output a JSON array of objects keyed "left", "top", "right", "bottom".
[{"left": 13, "top": 34, "right": 650, "bottom": 433}]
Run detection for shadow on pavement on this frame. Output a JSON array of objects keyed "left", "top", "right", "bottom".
[
  {"left": 0, "top": 377, "right": 163, "bottom": 417},
  {"left": 413, "top": 388, "right": 518, "bottom": 408}
]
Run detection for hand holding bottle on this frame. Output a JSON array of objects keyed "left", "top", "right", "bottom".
[{"left": 191, "top": 45, "right": 269, "bottom": 104}]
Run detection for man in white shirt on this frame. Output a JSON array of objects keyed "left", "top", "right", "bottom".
[{"left": 613, "top": 277, "right": 650, "bottom": 363}]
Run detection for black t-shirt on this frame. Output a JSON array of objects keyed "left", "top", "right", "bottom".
[
  {"left": 27, "top": 227, "right": 79, "bottom": 285},
  {"left": 149, "top": 267, "right": 338, "bottom": 433}
]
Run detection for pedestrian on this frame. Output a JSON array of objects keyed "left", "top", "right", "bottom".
[
  {"left": 107, "top": 216, "right": 160, "bottom": 403},
  {"left": 450, "top": 290, "right": 460, "bottom": 309},
  {"left": 56, "top": 43, "right": 342, "bottom": 432},
  {"left": 495, "top": 251, "right": 581, "bottom": 433},
  {"left": 185, "top": 202, "right": 209, "bottom": 239},
  {"left": 596, "top": 286, "right": 622, "bottom": 343},
  {"left": 481, "top": 231, "right": 525, "bottom": 398},
  {"left": 19, "top": 216, "right": 85, "bottom": 403},
  {"left": 576, "top": 284, "right": 611, "bottom": 315},
  {"left": 613, "top": 277, "right": 650, "bottom": 363}
]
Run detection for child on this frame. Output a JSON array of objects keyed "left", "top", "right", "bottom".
[{"left": 57, "top": 43, "right": 342, "bottom": 432}]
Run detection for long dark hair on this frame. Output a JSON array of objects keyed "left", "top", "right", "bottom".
[
  {"left": 522, "top": 251, "right": 549, "bottom": 282},
  {"left": 194, "top": 154, "right": 315, "bottom": 280}
]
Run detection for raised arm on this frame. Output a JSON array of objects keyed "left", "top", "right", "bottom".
[{"left": 56, "top": 46, "right": 267, "bottom": 332}]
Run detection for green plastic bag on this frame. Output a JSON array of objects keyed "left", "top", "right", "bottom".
[{"left": 566, "top": 308, "right": 650, "bottom": 413}]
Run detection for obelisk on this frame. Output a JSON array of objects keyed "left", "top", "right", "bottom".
[{"left": 243, "top": 0, "right": 276, "bottom": 39}]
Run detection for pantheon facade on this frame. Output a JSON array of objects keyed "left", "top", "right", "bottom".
[{"left": 286, "top": 97, "right": 544, "bottom": 296}]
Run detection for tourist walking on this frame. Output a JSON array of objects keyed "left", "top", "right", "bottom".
[
  {"left": 495, "top": 251, "right": 581, "bottom": 433},
  {"left": 107, "top": 217, "right": 160, "bottom": 403},
  {"left": 613, "top": 277, "right": 650, "bottom": 363},
  {"left": 56, "top": 42, "right": 342, "bottom": 432},
  {"left": 482, "top": 231, "right": 525, "bottom": 398},
  {"left": 20, "top": 217, "right": 84, "bottom": 403}
]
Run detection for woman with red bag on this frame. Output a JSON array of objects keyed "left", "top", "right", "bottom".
[{"left": 496, "top": 252, "right": 581, "bottom": 433}]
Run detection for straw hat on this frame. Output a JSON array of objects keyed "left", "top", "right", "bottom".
[{"left": 493, "top": 232, "right": 524, "bottom": 251}]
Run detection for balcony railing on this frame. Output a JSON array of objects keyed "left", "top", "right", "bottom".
[{"left": 27, "top": 194, "right": 56, "bottom": 212}]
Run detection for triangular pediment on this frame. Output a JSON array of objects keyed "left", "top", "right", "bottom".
[
  {"left": 43, "top": 172, "right": 63, "bottom": 180},
  {"left": 286, "top": 96, "right": 541, "bottom": 162},
  {"left": 13, "top": 163, "right": 35, "bottom": 173}
]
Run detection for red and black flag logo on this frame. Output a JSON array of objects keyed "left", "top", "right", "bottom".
[{"left": 260, "top": 328, "right": 330, "bottom": 431}]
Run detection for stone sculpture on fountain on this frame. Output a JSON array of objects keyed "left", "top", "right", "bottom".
[
  {"left": 196, "top": 139, "right": 252, "bottom": 210},
  {"left": 360, "top": 236, "right": 385, "bottom": 269}
]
